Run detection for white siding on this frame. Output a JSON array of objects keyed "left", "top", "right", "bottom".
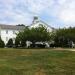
[
  {"left": 30, "top": 22, "right": 53, "bottom": 32},
  {"left": 1, "top": 29, "right": 19, "bottom": 44},
  {"left": 0, "top": 21, "right": 53, "bottom": 45}
]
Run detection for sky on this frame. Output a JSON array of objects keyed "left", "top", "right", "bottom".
[{"left": 0, "top": 0, "right": 75, "bottom": 28}]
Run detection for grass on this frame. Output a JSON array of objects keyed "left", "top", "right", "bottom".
[{"left": 0, "top": 48, "right": 75, "bottom": 75}]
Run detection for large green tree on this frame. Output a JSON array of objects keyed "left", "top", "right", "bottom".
[
  {"left": 29, "top": 25, "right": 50, "bottom": 43},
  {"left": 15, "top": 25, "right": 51, "bottom": 47},
  {"left": 54, "top": 27, "right": 75, "bottom": 47}
]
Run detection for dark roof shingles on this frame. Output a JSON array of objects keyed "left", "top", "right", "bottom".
[{"left": 0, "top": 24, "right": 25, "bottom": 30}]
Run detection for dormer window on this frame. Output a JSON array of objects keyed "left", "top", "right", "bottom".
[
  {"left": 13, "top": 30, "right": 15, "bottom": 34},
  {"left": 6, "top": 30, "right": 8, "bottom": 34},
  {"left": 6, "top": 37, "right": 8, "bottom": 41}
]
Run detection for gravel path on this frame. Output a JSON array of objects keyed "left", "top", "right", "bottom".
[{"left": 53, "top": 48, "right": 75, "bottom": 51}]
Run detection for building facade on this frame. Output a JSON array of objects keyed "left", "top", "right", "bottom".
[
  {"left": 0, "top": 24, "right": 25, "bottom": 44},
  {"left": 30, "top": 17, "right": 54, "bottom": 32},
  {"left": 0, "top": 17, "right": 54, "bottom": 44}
]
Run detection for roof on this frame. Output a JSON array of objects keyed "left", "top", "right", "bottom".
[
  {"left": 30, "top": 20, "right": 55, "bottom": 30},
  {"left": 0, "top": 24, "right": 25, "bottom": 30},
  {"left": 40, "top": 20, "right": 55, "bottom": 30}
]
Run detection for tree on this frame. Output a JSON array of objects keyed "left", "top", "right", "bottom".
[
  {"left": 15, "top": 25, "right": 51, "bottom": 48},
  {"left": 6, "top": 38, "right": 13, "bottom": 48},
  {"left": 54, "top": 27, "right": 75, "bottom": 47},
  {"left": 29, "top": 25, "right": 51, "bottom": 43},
  {"left": 15, "top": 27, "right": 30, "bottom": 47},
  {"left": 0, "top": 37, "right": 5, "bottom": 48},
  {"left": 15, "top": 37, "right": 20, "bottom": 48}
]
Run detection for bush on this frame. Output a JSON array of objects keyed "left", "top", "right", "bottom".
[
  {"left": 0, "top": 37, "right": 5, "bottom": 48},
  {"left": 6, "top": 38, "right": 13, "bottom": 48},
  {"left": 15, "top": 37, "right": 21, "bottom": 48}
]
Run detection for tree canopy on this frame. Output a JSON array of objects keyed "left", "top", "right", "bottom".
[
  {"left": 54, "top": 27, "right": 75, "bottom": 47},
  {"left": 15, "top": 25, "right": 51, "bottom": 47}
]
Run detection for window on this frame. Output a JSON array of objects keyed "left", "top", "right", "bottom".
[
  {"left": 13, "top": 30, "right": 15, "bottom": 34},
  {"left": 13, "top": 38, "right": 15, "bottom": 44},
  {"left": 6, "top": 37, "right": 8, "bottom": 41},
  {"left": 6, "top": 30, "right": 8, "bottom": 34}
]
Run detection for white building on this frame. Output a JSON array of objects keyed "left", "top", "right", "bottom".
[
  {"left": 0, "top": 24, "right": 25, "bottom": 44},
  {"left": 0, "top": 17, "right": 54, "bottom": 45},
  {"left": 30, "top": 17, "right": 54, "bottom": 32}
]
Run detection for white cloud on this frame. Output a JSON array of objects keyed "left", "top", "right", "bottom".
[
  {"left": 59, "top": 9, "right": 75, "bottom": 23},
  {"left": 0, "top": 10, "right": 32, "bottom": 25},
  {"left": 0, "top": 0, "right": 33, "bottom": 25},
  {"left": 26, "top": 0, "right": 54, "bottom": 14},
  {"left": 57, "top": 0, "right": 66, "bottom": 5},
  {"left": 57, "top": 0, "right": 75, "bottom": 26},
  {"left": 0, "top": 0, "right": 55, "bottom": 25},
  {"left": 0, "top": 0, "right": 75, "bottom": 28}
]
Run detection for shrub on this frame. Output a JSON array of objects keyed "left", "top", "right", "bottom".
[
  {"left": 0, "top": 37, "right": 5, "bottom": 48},
  {"left": 6, "top": 38, "right": 13, "bottom": 48}
]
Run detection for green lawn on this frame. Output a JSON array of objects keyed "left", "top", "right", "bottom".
[{"left": 0, "top": 48, "right": 75, "bottom": 75}]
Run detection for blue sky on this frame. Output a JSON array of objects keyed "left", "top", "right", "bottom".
[{"left": 0, "top": 0, "right": 75, "bottom": 28}]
